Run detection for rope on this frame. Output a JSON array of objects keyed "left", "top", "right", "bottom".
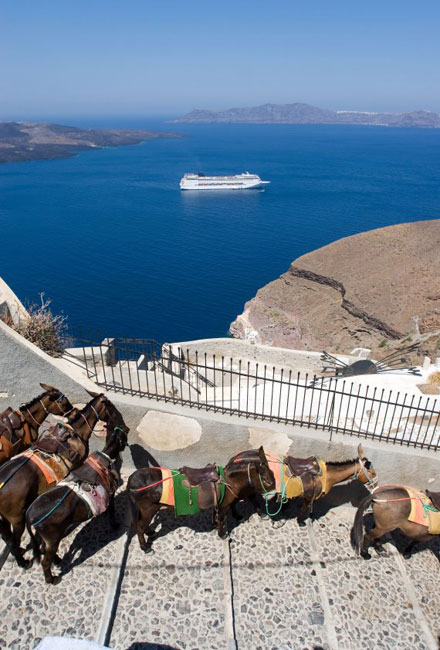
[
  {"left": 31, "top": 487, "right": 72, "bottom": 527},
  {"left": 130, "top": 470, "right": 180, "bottom": 493},
  {"left": 260, "top": 471, "right": 290, "bottom": 517}
]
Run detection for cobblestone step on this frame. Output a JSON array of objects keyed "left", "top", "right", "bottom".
[{"left": 0, "top": 498, "right": 439, "bottom": 649}]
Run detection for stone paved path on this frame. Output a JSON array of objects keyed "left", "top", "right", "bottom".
[{"left": 0, "top": 484, "right": 439, "bottom": 650}]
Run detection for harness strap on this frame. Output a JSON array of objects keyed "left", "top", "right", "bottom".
[
  {"left": 79, "top": 411, "right": 94, "bottom": 434},
  {"left": 86, "top": 455, "right": 111, "bottom": 492},
  {"left": 31, "top": 487, "right": 73, "bottom": 527},
  {"left": 130, "top": 473, "right": 178, "bottom": 493},
  {"left": 25, "top": 407, "right": 42, "bottom": 428},
  {"left": 0, "top": 455, "right": 32, "bottom": 489}
]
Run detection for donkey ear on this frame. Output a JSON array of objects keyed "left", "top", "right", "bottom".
[
  {"left": 258, "top": 446, "right": 268, "bottom": 466},
  {"left": 357, "top": 443, "right": 366, "bottom": 459},
  {"left": 40, "top": 382, "right": 57, "bottom": 392},
  {"left": 86, "top": 390, "right": 100, "bottom": 398}
]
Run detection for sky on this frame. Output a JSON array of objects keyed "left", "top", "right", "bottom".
[{"left": 2, "top": 0, "right": 440, "bottom": 119}]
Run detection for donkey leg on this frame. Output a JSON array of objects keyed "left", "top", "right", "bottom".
[
  {"left": 297, "top": 499, "right": 310, "bottom": 527},
  {"left": 137, "top": 503, "right": 160, "bottom": 552},
  {"left": 230, "top": 502, "right": 242, "bottom": 521},
  {"left": 41, "top": 537, "right": 62, "bottom": 584},
  {"left": 11, "top": 518, "right": 33, "bottom": 569},
  {"left": 361, "top": 526, "right": 388, "bottom": 560},
  {"left": 217, "top": 505, "right": 231, "bottom": 539},
  {"left": 0, "top": 516, "right": 12, "bottom": 548},
  {"left": 108, "top": 495, "right": 118, "bottom": 530},
  {"left": 399, "top": 525, "right": 431, "bottom": 558}
]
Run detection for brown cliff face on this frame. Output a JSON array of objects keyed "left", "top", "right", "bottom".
[{"left": 230, "top": 220, "right": 440, "bottom": 356}]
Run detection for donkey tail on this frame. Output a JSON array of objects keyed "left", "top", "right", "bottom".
[
  {"left": 351, "top": 492, "right": 374, "bottom": 555},
  {"left": 127, "top": 485, "right": 140, "bottom": 532},
  {"left": 25, "top": 510, "right": 42, "bottom": 562}
]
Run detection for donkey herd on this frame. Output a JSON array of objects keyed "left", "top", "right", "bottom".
[{"left": 0, "top": 384, "right": 438, "bottom": 585}]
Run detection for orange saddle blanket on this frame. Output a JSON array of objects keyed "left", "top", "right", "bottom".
[{"left": 407, "top": 487, "right": 440, "bottom": 535}]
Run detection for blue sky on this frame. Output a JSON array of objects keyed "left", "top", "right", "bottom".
[{"left": 2, "top": 0, "right": 440, "bottom": 118}]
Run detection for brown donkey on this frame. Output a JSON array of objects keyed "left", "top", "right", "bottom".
[
  {"left": 0, "top": 384, "right": 73, "bottom": 464},
  {"left": 26, "top": 413, "right": 129, "bottom": 584},
  {"left": 0, "top": 392, "right": 122, "bottom": 568},
  {"left": 236, "top": 444, "right": 377, "bottom": 524},
  {"left": 128, "top": 447, "right": 275, "bottom": 551},
  {"left": 351, "top": 484, "right": 440, "bottom": 559}
]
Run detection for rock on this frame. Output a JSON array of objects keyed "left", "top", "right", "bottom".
[{"left": 230, "top": 220, "right": 440, "bottom": 357}]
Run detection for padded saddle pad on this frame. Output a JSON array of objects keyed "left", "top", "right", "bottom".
[{"left": 166, "top": 467, "right": 226, "bottom": 516}]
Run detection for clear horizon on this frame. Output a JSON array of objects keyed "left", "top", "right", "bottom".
[{"left": 2, "top": 0, "right": 440, "bottom": 118}]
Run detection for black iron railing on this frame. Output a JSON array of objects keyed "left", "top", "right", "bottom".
[{"left": 63, "top": 336, "right": 440, "bottom": 451}]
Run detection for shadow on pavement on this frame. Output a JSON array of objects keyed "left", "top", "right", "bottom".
[
  {"left": 59, "top": 491, "right": 128, "bottom": 576},
  {"left": 228, "top": 480, "right": 371, "bottom": 531},
  {"left": 130, "top": 443, "right": 160, "bottom": 469}
]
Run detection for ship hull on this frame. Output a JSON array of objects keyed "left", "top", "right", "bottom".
[{"left": 180, "top": 180, "right": 267, "bottom": 190}]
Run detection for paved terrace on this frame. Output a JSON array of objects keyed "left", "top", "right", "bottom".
[
  {"left": 1, "top": 320, "right": 439, "bottom": 649},
  {"left": 0, "top": 467, "right": 439, "bottom": 650}
]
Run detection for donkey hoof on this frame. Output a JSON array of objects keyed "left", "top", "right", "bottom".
[
  {"left": 271, "top": 520, "right": 286, "bottom": 529},
  {"left": 298, "top": 520, "right": 306, "bottom": 528},
  {"left": 47, "top": 575, "right": 61, "bottom": 585},
  {"left": 22, "top": 558, "right": 33, "bottom": 570},
  {"left": 361, "top": 551, "right": 372, "bottom": 560}
]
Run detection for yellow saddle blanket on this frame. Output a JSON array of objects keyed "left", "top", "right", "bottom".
[{"left": 266, "top": 453, "right": 327, "bottom": 500}]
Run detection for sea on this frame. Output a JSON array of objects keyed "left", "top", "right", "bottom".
[{"left": 1, "top": 118, "right": 440, "bottom": 344}]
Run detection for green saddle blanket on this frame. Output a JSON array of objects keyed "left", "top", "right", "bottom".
[{"left": 173, "top": 466, "right": 225, "bottom": 516}]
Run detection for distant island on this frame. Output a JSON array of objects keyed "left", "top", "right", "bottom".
[
  {"left": 173, "top": 102, "right": 440, "bottom": 128},
  {"left": 0, "top": 122, "right": 182, "bottom": 164}
]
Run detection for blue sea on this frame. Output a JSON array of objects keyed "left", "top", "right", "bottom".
[{"left": 1, "top": 119, "right": 440, "bottom": 343}]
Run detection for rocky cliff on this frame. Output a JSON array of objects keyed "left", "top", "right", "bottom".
[
  {"left": 0, "top": 122, "right": 181, "bottom": 163},
  {"left": 230, "top": 221, "right": 440, "bottom": 357}
]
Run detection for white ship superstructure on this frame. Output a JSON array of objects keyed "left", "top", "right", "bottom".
[{"left": 180, "top": 172, "right": 270, "bottom": 190}]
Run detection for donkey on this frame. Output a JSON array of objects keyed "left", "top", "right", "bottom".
[
  {"left": 235, "top": 444, "right": 377, "bottom": 525},
  {"left": 26, "top": 413, "right": 129, "bottom": 583},
  {"left": 128, "top": 447, "right": 275, "bottom": 551},
  {"left": 0, "top": 384, "right": 73, "bottom": 464},
  {"left": 0, "top": 392, "right": 122, "bottom": 568},
  {"left": 351, "top": 484, "right": 440, "bottom": 559}
]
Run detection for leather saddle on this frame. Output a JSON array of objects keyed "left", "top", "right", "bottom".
[
  {"left": 426, "top": 490, "right": 440, "bottom": 510},
  {"left": 0, "top": 408, "right": 24, "bottom": 441},
  {"left": 179, "top": 464, "right": 221, "bottom": 510},
  {"left": 285, "top": 455, "right": 321, "bottom": 477},
  {"left": 179, "top": 464, "right": 219, "bottom": 487},
  {"left": 35, "top": 423, "right": 81, "bottom": 465}
]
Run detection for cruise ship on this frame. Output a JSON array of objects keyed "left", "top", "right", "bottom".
[{"left": 179, "top": 172, "right": 270, "bottom": 191}]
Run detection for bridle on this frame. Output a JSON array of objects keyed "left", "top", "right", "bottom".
[
  {"left": 249, "top": 461, "right": 274, "bottom": 494},
  {"left": 79, "top": 401, "right": 107, "bottom": 434},
  {"left": 22, "top": 392, "right": 70, "bottom": 428},
  {"left": 354, "top": 457, "right": 378, "bottom": 491},
  {"left": 105, "top": 425, "right": 127, "bottom": 455}
]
